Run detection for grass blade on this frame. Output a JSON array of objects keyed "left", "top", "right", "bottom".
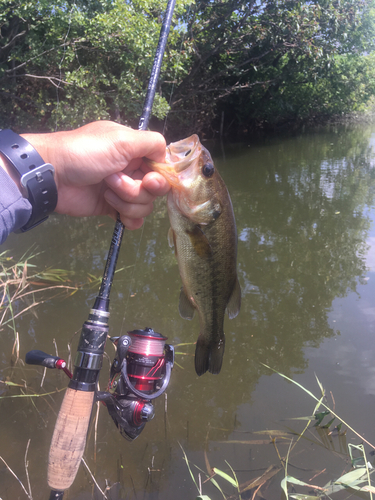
[
  {"left": 261, "top": 363, "right": 375, "bottom": 451},
  {"left": 179, "top": 443, "right": 200, "bottom": 494},
  {"left": 212, "top": 467, "right": 237, "bottom": 488}
]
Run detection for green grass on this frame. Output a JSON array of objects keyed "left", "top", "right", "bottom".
[{"left": 181, "top": 367, "right": 375, "bottom": 500}]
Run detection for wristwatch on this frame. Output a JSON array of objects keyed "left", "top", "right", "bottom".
[{"left": 0, "top": 129, "right": 58, "bottom": 231}]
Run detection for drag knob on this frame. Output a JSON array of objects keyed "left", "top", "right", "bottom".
[
  {"left": 140, "top": 403, "right": 155, "bottom": 422},
  {"left": 134, "top": 402, "right": 155, "bottom": 425}
]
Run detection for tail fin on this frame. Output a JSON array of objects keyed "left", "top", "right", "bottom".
[{"left": 194, "top": 334, "right": 225, "bottom": 376}]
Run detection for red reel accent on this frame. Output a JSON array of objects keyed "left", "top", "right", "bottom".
[{"left": 55, "top": 359, "right": 73, "bottom": 379}]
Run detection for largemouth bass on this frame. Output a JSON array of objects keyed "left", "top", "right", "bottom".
[{"left": 146, "top": 135, "right": 241, "bottom": 376}]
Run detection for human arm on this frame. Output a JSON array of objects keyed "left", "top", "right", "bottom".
[{"left": 0, "top": 121, "right": 170, "bottom": 236}]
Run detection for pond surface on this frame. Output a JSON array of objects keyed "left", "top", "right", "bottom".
[{"left": 1, "top": 123, "right": 375, "bottom": 499}]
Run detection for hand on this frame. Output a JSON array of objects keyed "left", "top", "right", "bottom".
[{"left": 21, "top": 121, "right": 170, "bottom": 229}]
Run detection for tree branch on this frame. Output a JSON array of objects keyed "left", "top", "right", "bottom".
[
  {"left": 4, "top": 43, "right": 72, "bottom": 74},
  {"left": 0, "top": 30, "right": 27, "bottom": 56},
  {"left": 172, "top": 79, "right": 277, "bottom": 106},
  {"left": 15, "top": 73, "right": 71, "bottom": 88}
]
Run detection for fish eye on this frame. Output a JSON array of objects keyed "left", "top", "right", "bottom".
[
  {"left": 184, "top": 149, "right": 191, "bottom": 157},
  {"left": 202, "top": 162, "right": 215, "bottom": 177}
]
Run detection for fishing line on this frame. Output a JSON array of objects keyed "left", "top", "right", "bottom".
[
  {"left": 55, "top": 0, "right": 76, "bottom": 132},
  {"left": 162, "top": 2, "right": 192, "bottom": 136},
  {"left": 119, "top": 220, "right": 145, "bottom": 336},
  {"left": 120, "top": 0, "right": 183, "bottom": 330},
  {"left": 118, "top": 3, "right": 190, "bottom": 341}
]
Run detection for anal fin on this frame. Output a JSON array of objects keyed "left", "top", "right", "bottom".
[
  {"left": 178, "top": 287, "right": 195, "bottom": 320},
  {"left": 226, "top": 276, "right": 241, "bottom": 319}
]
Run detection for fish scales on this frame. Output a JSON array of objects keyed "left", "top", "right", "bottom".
[
  {"left": 172, "top": 196, "right": 236, "bottom": 374},
  {"left": 145, "top": 135, "right": 241, "bottom": 376}
]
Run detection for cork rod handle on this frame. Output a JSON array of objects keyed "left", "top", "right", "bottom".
[{"left": 48, "top": 388, "right": 94, "bottom": 491}]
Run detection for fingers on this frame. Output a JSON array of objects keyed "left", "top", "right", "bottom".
[
  {"left": 104, "top": 187, "right": 154, "bottom": 216},
  {"left": 82, "top": 121, "right": 166, "bottom": 163},
  {"left": 104, "top": 171, "right": 170, "bottom": 204},
  {"left": 104, "top": 170, "right": 170, "bottom": 229},
  {"left": 121, "top": 217, "right": 145, "bottom": 230},
  {"left": 107, "top": 209, "right": 145, "bottom": 230},
  {"left": 141, "top": 171, "right": 170, "bottom": 197},
  {"left": 116, "top": 128, "right": 167, "bottom": 164},
  {"left": 104, "top": 189, "right": 153, "bottom": 230}
]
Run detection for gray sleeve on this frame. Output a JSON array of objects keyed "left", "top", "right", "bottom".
[{"left": 0, "top": 168, "right": 32, "bottom": 244}]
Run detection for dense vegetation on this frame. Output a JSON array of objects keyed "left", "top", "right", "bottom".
[{"left": 1, "top": 0, "right": 375, "bottom": 139}]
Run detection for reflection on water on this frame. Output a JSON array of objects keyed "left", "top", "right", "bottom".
[{"left": 1, "top": 124, "right": 375, "bottom": 499}]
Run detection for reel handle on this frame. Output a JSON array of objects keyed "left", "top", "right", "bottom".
[
  {"left": 25, "top": 350, "right": 61, "bottom": 369},
  {"left": 48, "top": 387, "right": 94, "bottom": 491},
  {"left": 25, "top": 349, "right": 72, "bottom": 378}
]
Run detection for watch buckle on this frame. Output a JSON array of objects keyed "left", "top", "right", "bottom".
[{"left": 20, "top": 163, "right": 55, "bottom": 197}]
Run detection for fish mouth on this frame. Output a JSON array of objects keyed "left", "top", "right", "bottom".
[
  {"left": 144, "top": 135, "right": 201, "bottom": 186},
  {"left": 166, "top": 134, "right": 200, "bottom": 172}
]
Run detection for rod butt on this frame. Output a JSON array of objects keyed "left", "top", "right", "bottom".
[{"left": 48, "top": 388, "right": 94, "bottom": 491}]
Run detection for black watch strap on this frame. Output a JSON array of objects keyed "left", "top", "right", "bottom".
[{"left": 0, "top": 129, "right": 58, "bottom": 232}]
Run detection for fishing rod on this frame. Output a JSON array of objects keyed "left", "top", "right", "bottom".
[{"left": 25, "top": 1, "right": 177, "bottom": 498}]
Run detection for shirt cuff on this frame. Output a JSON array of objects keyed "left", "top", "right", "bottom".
[{"left": 0, "top": 168, "right": 32, "bottom": 243}]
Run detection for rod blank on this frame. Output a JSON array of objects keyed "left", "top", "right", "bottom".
[{"left": 47, "top": 0, "right": 177, "bottom": 495}]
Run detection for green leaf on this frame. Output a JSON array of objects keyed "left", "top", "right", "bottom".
[
  {"left": 283, "top": 476, "right": 313, "bottom": 488},
  {"left": 322, "top": 417, "right": 336, "bottom": 429},
  {"left": 314, "top": 374, "right": 325, "bottom": 397},
  {"left": 289, "top": 495, "right": 322, "bottom": 500},
  {"left": 212, "top": 468, "right": 237, "bottom": 488},
  {"left": 362, "top": 485, "right": 375, "bottom": 493},
  {"left": 208, "top": 475, "right": 225, "bottom": 496},
  {"left": 314, "top": 410, "right": 330, "bottom": 426},
  {"left": 280, "top": 477, "right": 289, "bottom": 497},
  {"left": 287, "top": 416, "right": 317, "bottom": 421},
  {"left": 334, "top": 468, "right": 367, "bottom": 485},
  {"left": 0, "top": 380, "right": 25, "bottom": 387}
]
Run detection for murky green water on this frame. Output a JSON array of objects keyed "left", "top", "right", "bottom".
[{"left": 2, "top": 123, "right": 375, "bottom": 499}]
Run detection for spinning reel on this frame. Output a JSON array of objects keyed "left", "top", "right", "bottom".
[
  {"left": 25, "top": 327, "right": 174, "bottom": 441},
  {"left": 99, "top": 328, "right": 174, "bottom": 440}
]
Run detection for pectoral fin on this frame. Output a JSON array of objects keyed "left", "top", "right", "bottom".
[
  {"left": 178, "top": 287, "right": 195, "bottom": 320},
  {"left": 226, "top": 277, "right": 241, "bottom": 319},
  {"left": 186, "top": 225, "right": 212, "bottom": 259},
  {"left": 167, "top": 227, "right": 176, "bottom": 249}
]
